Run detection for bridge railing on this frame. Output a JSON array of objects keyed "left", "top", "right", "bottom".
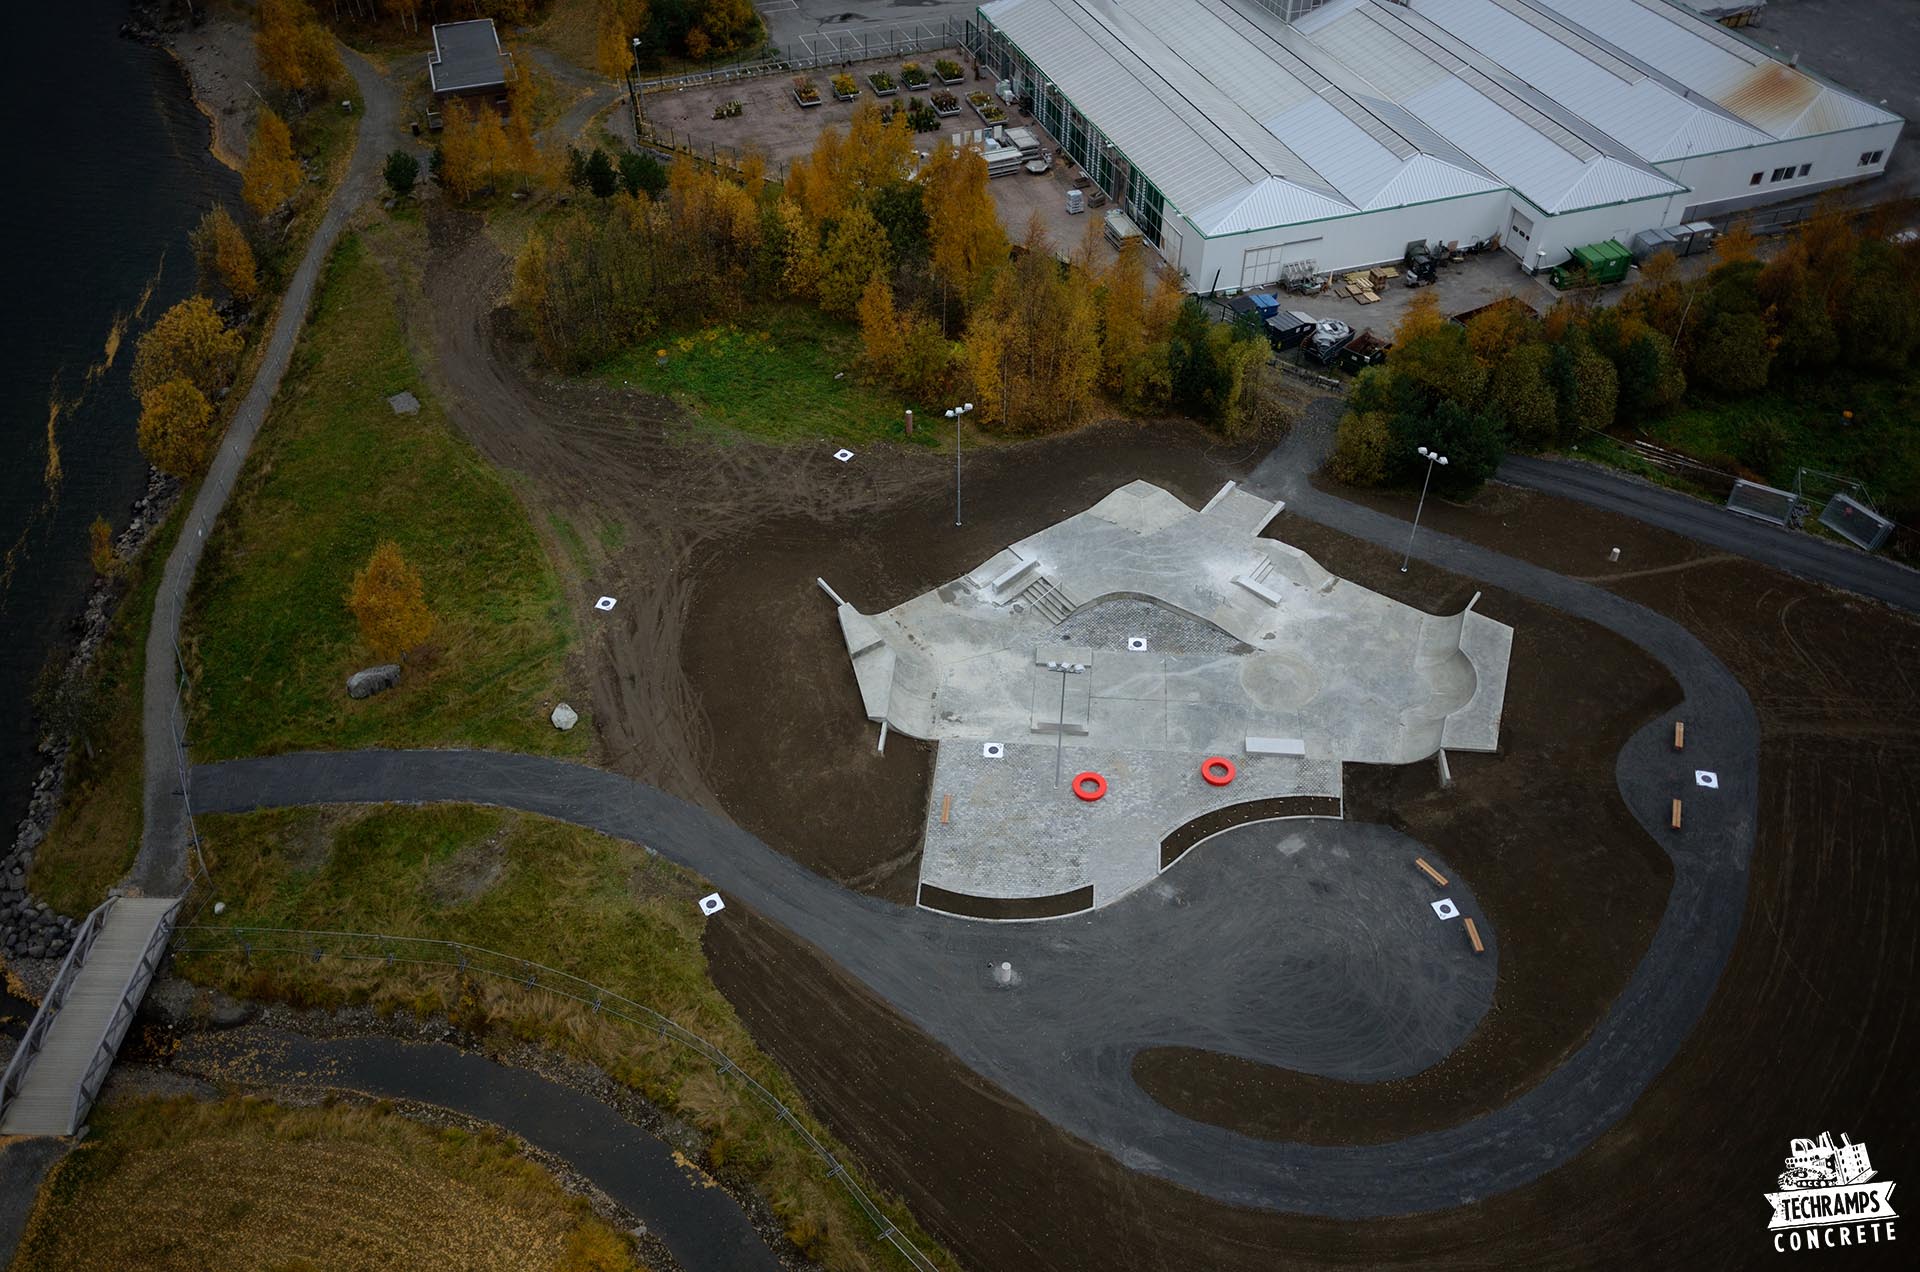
[
  {"left": 171, "top": 925, "right": 943, "bottom": 1272},
  {"left": 67, "top": 899, "right": 181, "bottom": 1133},
  {"left": 0, "top": 897, "right": 115, "bottom": 1127}
]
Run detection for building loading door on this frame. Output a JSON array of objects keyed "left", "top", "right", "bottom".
[{"left": 1239, "top": 238, "right": 1320, "bottom": 291}]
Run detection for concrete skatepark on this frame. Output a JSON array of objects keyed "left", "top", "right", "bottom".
[{"left": 829, "top": 480, "right": 1513, "bottom": 913}]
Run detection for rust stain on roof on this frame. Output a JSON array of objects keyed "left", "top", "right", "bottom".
[{"left": 1719, "top": 60, "right": 1818, "bottom": 126}]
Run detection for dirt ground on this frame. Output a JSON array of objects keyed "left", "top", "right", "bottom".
[
  {"left": 704, "top": 481, "right": 1920, "bottom": 1271},
  {"left": 412, "top": 198, "right": 1918, "bottom": 1268}
]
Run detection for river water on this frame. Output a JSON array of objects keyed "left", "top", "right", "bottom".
[{"left": 0, "top": 3, "right": 236, "bottom": 840}]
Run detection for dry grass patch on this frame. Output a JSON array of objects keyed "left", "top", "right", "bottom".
[{"left": 12, "top": 1095, "right": 640, "bottom": 1272}]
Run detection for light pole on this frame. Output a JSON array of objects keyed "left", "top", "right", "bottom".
[
  {"left": 628, "top": 38, "right": 645, "bottom": 142},
  {"left": 1400, "top": 446, "right": 1448, "bottom": 573},
  {"left": 946, "top": 402, "right": 974, "bottom": 526}
]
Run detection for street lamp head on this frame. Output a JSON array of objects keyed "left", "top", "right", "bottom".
[
  {"left": 964, "top": 402, "right": 974, "bottom": 413},
  {"left": 1438, "top": 455, "right": 1449, "bottom": 465},
  {"left": 1418, "top": 446, "right": 1430, "bottom": 458},
  {"left": 945, "top": 408, "right": 955, "bottom": 419}
]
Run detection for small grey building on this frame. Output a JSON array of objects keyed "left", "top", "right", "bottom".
[{"left": 427, "top": 18, "right": 513, "bottom": 115}]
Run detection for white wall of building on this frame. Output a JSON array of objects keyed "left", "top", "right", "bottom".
[{"left": 1654, "top": 121, "right": 1903, "bottom": 223}]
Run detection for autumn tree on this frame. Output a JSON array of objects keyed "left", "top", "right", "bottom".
[
  {"left": 137, "top": 378, "right": 218, "bottom": 477},
  {"left": 1099, "top": 239, "right": 1147, "bottom": 398},
  {"left": 594, "top": 0, "right": 649, "bottom": 77},
  {"left": 348, "top": 541, "right": 435, "bottom": 661},
  {"left": 817, "top": 202, "right": 891, "bottom": 316},
  {"left": 89, "top": 516, "right": 118, "bottom": 577},
  {"left": 256, "top": 0, "right": 343, "bottom": 103},
  {"left": 438, "top": 102, "right": 513, "bottom": 201},
  {"left": 1328, "top": 409, "right": 1392, "bottom": 486},
  {"left": 242, "top": 108, "right": 303, "bottom": 217},
  {"left": 857, "top": 275, "right": 907, "bottom": 381},
  {"left": 132, "top": 297, "right": 242, "bottom": 400},
  {"left": 924, "top": 145, "right": 1008, "bottom": 321},
  {"left": 190, "top": 205, "right": 258, "bottom": 302}
]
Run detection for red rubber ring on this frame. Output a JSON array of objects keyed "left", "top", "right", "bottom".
[
  {"left": 1201, "top": 757, "right": 1236, "bottom": 786},
  {"left": 1072, "top": 772, "right": 1107, "bottom": 801}
]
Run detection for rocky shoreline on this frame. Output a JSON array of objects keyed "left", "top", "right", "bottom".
[{"left": 1, "top": 470, "right": 180, "bottom": 973}]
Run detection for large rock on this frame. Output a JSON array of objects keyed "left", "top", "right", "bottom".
[
  {"left": 551, "top": 702, "right": 579, "bottom": 731},
  {"left": 346, "top": 664, "right": 403, "bottom": 699}
]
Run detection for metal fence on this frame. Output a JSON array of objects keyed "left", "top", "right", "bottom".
[
  {"left": 172, "top": 926, "right": 942, "bottom": 1272},
  {"left": 638, "top": 21, "right": 961, "bottom": 93}
]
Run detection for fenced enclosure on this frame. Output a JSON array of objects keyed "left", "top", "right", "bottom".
[{"left": 638, "top": 21, "right": 963, "bottom": 93}]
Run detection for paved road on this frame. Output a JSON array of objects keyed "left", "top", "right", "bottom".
[
  {"left": 193, "top": 429, "right": 1759, "bottom": 1217},
  {"left": 1497, "top": 455, "right": 1920, "bottom": 612},
  {"left": 134, "top": 50, "right": 396, "bottom": 895},
  {"left": 177, "top": 1029, "right": 780, "bottom": 1272}
]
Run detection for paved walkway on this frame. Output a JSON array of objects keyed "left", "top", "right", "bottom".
[
  {"left": 1497, "top": 455, "right": 1920, "bottom": 613},
  {"left": 193, "top": 425, "right": 1759, "bottom": 1217},
  {"left": 134, "top": 50, "right": 397, "bottom": 895}
]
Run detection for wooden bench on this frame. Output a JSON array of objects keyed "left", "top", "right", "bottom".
[
  {"left": 940, "top": 794, "right": 953, "bottom": 826},
  {"left": 1670, "top": 798, "right": 1683, "bottom": 830},
  {"left": 1415, "top": 858, "right": 1448, "bottom": 887},
  {"left": 1673, "top": 721, "right": 1686, "bottom": 751},
  {"left": 1464, "top": 917, "right": 1484, "bottom": 954}
]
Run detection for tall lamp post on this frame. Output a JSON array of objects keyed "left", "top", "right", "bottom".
[
  {"left": 627, "top": 38, "right": 645, "bottom": 142},
  {"left": 946, "top": 402, "right": 974, "bottom": 526},
  {"left": 1400, "top": 445, "right": 1448, "bottom": 573}
]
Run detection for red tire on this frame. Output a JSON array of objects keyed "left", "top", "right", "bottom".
[
  {"left": 1072, "top": 772, "right": 1108, "bottom": 801},
  {"left": 1201, "top": 757, "right": 1236, "bottom": 786}
]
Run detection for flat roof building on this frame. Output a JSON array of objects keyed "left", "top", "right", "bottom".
[
  {"left": 428, "top": 18, "right": 513, "bottom": 101},
  {"left": 967, "top": 0, "right": 1902, "bottom": 289}
]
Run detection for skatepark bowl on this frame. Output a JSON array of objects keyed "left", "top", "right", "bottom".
[{"left": 828, "top": 480, "right": 1515, "bottom": 918}]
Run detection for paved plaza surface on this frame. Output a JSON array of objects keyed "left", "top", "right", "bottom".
[{"left": 830, "top": 480, "right": 1513, "bottom": 910}]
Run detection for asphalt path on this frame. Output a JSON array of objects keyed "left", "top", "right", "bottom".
[
  {"left": 192, "top": 423, "right": 1760, "bottom": 1216},
  {"left": 135, "top": 48, "right": 396, "bottom": 896},
  {"left": 1497, "top": 455, "right": 1920, "bottom": 612},
  {"left": 177, "top": 1030, "right": 781, "bottom": 1272}
]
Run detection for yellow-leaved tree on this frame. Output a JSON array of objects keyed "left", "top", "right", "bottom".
[
  {"left": 131, "top": 297, "right": 242, "bottom": 401},
  {"left": 594, "top": 0, "right": 649, "bottom": 77},
  {"left": 242, "top": 108, "right": 303, "bottom": 216},
  {"left": 257, "top": 0, "right": 344, "bottom": 102},
  {"left": 924, "top": 145, "right": 1008, "bottom": 321},
  {"left": 191, "top": 205, "right": 258, "bottom": 301},
  {"left": 137, "top": 378, "right": 218, "bottom": 477},
  {"left": 857, "top": 275, "right": 906, "bottom": 382},
  {"left": 89, "top": 516, "right": 118, "bottom": 577},
  {"left": 817, "top": 202, "right": 890, "bottom": 317},
  {"left": 347, "top": 541, "right": 435, "bottom": 661}
]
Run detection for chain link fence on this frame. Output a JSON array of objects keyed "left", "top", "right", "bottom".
[{"left": 172, "top": 925, "right": 943, "bottom": 1272}]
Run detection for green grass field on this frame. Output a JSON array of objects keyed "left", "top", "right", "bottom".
[
  {"left": 14, "top": 1095, "right": 639, "bottom": 1272},
  {"left": 184, "top": 230, "right": 585, "bottom": 762},
  {"left": 597, "top": 314, "right": 934, "bottom": 448},
  {"left": 185, "top": 806, "right": 951, "bottom": 1272}
]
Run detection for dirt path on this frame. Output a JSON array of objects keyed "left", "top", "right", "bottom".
[{"left": 416, "top": 209, "right": 943, "bottom": 808}]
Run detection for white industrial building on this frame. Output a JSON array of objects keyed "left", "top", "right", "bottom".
[{"left": 965, "top": 0, "right": 1904, "bottom": 290}]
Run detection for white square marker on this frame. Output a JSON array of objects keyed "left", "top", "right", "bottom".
[
  {"left": 833, "top": 448, "right": 855, "bottom": 462},
  {"left": 1126, "top": 637, "right": 1148, "bottom": 652},
  {"left": 698, "top": 893, "right": 725, "bottom": 917},
  {"left": 1695, "top": 771, "right": 1719, "bottom": 788},
  {"left": 982, "top": 742, "right": 1005, "bottom": 759},
  {"left": 594, "top": 596, "right": 617, "bottom": 612},
  {"left": 1431, "top": 898, "right": 1460, "bottom": 921}
]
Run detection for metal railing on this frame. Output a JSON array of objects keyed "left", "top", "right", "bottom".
[
  {"left": 172, "top": 926, "right": 942, "bottom": 1272},
  {"left": 68, "top": 898, "right": 181, "bottom": 1133},
  {"left": 0, "top": 897, "right": 115, "bottom": 1127},
  {"left": 638, "top": 21, "right": 960, "bottom": 93}
]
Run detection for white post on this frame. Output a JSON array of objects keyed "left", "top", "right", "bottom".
[
  {"left": 947, "top": 402, "right": 973, "bottom": 526},
  {"left": 1401, "top": 446, "right": 1447, "bottom": 573}
]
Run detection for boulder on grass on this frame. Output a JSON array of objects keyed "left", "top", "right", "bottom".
[
  {"left": 346, "top": 664, "right": 403, "bottom": 699},
  {"left": 551, "top": 702, "right": 579, "bottom": 731}
]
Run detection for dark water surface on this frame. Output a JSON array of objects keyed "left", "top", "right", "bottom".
[{"left": 0, "top": 2, "right": 236, "bottom": 839}]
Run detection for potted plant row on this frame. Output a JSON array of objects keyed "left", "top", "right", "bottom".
[
  {"left": 712, "top": 100, "right": 743, "bottom": 120},
  {"left": 793, "top": 76, "right": 821, "bottom": 108},
  {"left": 968, "top": 89, "right": 1005, "bottom": 124},
  {"left": 935, "top": 58, "right": 964, "bottom": 85},
  {"left": 869, "top": 70, "right": 897, "bottom": 97},
  {"left": 901, "top": 62, "right": 931, "bottom": 91},
  {"left": 832, "top": 73, "right": 860, "bottom": 103},
  {"left": 931, "top": 89, "right": 961, "bottom": 118}
]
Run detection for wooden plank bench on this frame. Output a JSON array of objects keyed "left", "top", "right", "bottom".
[
  {"left": 1673, "top": 721, "right": 1685, "bottom": 750},
  {"left": 1415, "top": 857, "right": 1448, "bottom": 886},
  {"left": 1464, "top": 917, "right": 1484, "bottom": 954},
  {"left": 940, "top": 794, "right": 953, "bottom": 826},
  {"left": 1670, "top": 798, "right": 1683, "bottom": 830}
]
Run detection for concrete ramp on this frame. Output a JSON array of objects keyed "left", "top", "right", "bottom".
[{"left": 0, "top": 895, "right": 180, "bottom": 1136}]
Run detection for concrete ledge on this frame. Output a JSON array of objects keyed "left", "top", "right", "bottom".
[
  {"left": 989, "top": 553, "right": 1040, "bottom": 596},
  {"left": 1246, "top": 736, "right": 1307, "bottom": 756},
  {"left": 1201, "top": 480, "right": 1239, "bottom": 513},
  {"left": 1233, "top": 573, "right": 1284, "bottom": 606}
]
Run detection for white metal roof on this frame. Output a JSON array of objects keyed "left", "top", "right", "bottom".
[{"left": 1525, "top": 0, "right": 1901, "bottom": 139}]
